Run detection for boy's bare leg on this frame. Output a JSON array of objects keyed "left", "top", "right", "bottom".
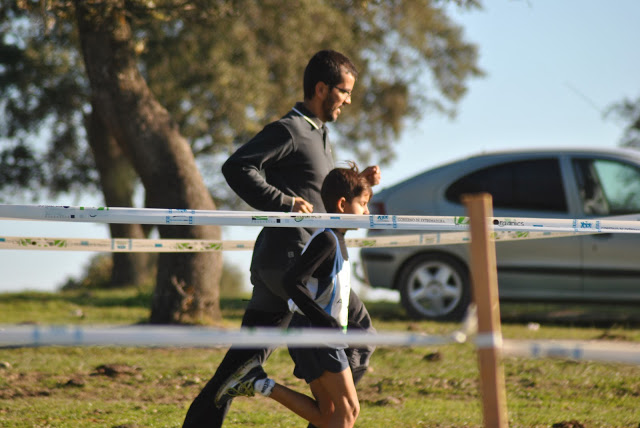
[
  {"left": 311, "top": 368, "right": 359, "bottom": 428},
  {"left": 269, "top": 367, "right": 358, "bottom": 428}
]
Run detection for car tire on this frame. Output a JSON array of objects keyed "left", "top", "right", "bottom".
[{"left": 397, "top": 253, "right": 470, "bottom": 321}]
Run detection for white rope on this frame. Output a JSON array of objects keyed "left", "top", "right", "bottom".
[
  {"left": 2, "top": 204, "right": 640, "bottom": 233},
  {"left": 2, "top": 325, "right": 638, "bottom": 366},
  {"left": 0, "top": 325, "right": 467, "bottom": 348},
  {"left": 0, "top": 230, "right": 585, "bottom": 252},
  {"left": 3, "top": 205, "right": 640, "bottom": 367},
  {"left": 474, "top": 332, "right": 504, "bottom": 349},
  {"left": 502, "top": 339, "right": 640, "bottom": 365}
]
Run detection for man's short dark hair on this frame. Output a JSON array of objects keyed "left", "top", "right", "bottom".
[
  {"left": 303, "top": 50, "right": 358, "bottom": 100},
  {"left": 321, "top": 162, "right": 371, "bottom": 213}
]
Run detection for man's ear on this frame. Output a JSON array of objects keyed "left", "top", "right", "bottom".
[
  {"left": 336, "top": 197, "right": 347, "bottom": 213},
  {"left": 315, "top": 81, "right": 329, "bottom": 100}
]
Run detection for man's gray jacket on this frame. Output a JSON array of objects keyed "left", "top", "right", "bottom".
[{"left": 222, "top": 102, "right": 334, "bottom": 272}]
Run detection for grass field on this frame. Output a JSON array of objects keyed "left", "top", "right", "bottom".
[{"left": 1, "top": 287, "right": 639, "bottom": 427}]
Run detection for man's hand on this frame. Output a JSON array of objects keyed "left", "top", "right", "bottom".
[
  {"left": 293, "top": 197, "right": 314, "bottom": 213},
  {"left": 361, "top": 165, "right": 381, "bottom": 186}
]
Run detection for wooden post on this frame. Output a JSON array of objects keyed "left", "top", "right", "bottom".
[{"left": 462, "top": 193, "right": 509, "bottom": 428}]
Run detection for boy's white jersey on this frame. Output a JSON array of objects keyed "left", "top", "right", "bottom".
[{"left": 288, "top": 228, "right": 350, "bottom": 332}]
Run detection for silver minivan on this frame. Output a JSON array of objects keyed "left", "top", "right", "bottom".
[{"left": 360, "top": 148, "right": 640, "bottom": 320}]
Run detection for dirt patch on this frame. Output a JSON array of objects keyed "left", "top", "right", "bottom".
[
  {"left": 552, "top": 420, "right": 585, "bottom": 428},
  {"left": 595, "top": 331, "right": 631, "bottom": 341},
  {"left": 92, "top": 363, "right": 142, "bottom": 377},
  {"left": 423, "top": 351, "right": 442, "bottom": 362},
  {"left": 501, "top": 303, "right": 640, "bottom": 328},
  {"left": 0, "top": 364, "right": 199, "bottom": 406}
]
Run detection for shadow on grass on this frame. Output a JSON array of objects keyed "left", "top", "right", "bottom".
[
  {"left": 3, "top": 289, "right": 153, "bottom": 309},
  {"left": 365, "top": 300, "right": 640, "bottom": 329},
  {"left": 500, "top": 302, "right": 640, "bottom": 329},
  {"left": 364, "top": 300, "right": 414, "bottom": 321},
  {"left": 4, "top": 290, "right": 251, "bottom": 310}
]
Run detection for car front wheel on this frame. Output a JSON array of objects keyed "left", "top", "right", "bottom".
[{"left": 397, "top": 253, "right": 470, "bottom": 321}]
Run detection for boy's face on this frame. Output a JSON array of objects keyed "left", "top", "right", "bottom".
[{"left": 341, "top": 191, "right": 370, "bottom": 216}]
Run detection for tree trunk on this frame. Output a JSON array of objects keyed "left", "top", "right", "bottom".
[
  {"left": 87, "top": 108, "right": 153, "bottom": 288},
  {"left": 75, "top": 0, "right": 223, "bottom": 324}
]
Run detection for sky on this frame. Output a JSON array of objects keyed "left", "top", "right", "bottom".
[{"left": 1, "top": 0, "right": 639, "bottom": 296}]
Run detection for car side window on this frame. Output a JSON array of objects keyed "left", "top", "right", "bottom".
[
  {"left": 445, "top": 158, "right": 568, "bottom": 212},
  {"left": 573, "top": 158, "right": 640, "bottom": 215}
]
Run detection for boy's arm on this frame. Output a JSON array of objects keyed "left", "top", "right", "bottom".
[{"left": 284, "top": 232, "right": 342, "bottom": 329}]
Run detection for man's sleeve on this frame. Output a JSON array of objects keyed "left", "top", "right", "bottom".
[
  {"left": 283, "top": 232, "right": 342, "bottom": 329},
  {"left": 221, "top": 122, "right": 296, "bottom": 212}
]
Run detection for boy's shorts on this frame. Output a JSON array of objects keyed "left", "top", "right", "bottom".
[{"left": 288, "top": 313, "right": 349, "bottom": 384}]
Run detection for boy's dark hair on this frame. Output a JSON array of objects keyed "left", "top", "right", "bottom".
[
  {"left": 321, "top": 162, "right": 371, "bottom": 213},
  {"left": 303, "top": 50, "right": 358, "bottom": 100}
]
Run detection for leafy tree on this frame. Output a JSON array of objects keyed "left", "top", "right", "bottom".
[
  {"left": 2, "top": 0, "right": 483, "bottom": 198},
  {"left": 0, "top": 2, "right": 153, "bottom": 287},
  {"left": 74, "top": 0, "right": 223, "bottom": 324},
  {"left": 0, "top": 0, "right": 483, "bottom": 324},
  {"left": 608, "top": 95, "right": 640, "bottom": 149},
  {"left": 0, "top": 2, "right": 93, "bottom": 200}
]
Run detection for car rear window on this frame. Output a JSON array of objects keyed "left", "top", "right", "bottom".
[
  {"left": 445, "top": 158, "right": 568, "bottom": 212},
  {"left": 573, "top": 158, "right": 640, "bottom": 215}
]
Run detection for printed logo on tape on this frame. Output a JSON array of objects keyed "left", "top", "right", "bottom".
[
  {"left": 369, "top": 215, "right": 398, "bottom": 229},
  {"left": 251, "top": 216, "right": 280, "bottom": 224},
  {"left": 493, "top": 218, "right": 525, "bottom": 227},
  {"left": 165, "top": 215, "right": 193, "bottom": 224},
  {"left": 291, "top": 215, "right": 322, "bottom": 223},
  {"left": 454, "top": 216, "right": 469, "bottom": 226}
]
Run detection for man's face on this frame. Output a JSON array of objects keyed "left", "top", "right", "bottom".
[{"left": 321, "top": 71, "right": 355, "bottom": 123}]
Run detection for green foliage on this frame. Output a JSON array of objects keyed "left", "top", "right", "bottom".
[
  {"left": 0, "top": 2, "right": 97, "bottom": 202},
  {"left": 0, "top": 0, "right": 483, "bottom": 206},
  {"left": 608, "top": 94, "right": 640, "bottom": 149},
  {"left": 60, "top": 254, "right": 114, "bottom": 290}
]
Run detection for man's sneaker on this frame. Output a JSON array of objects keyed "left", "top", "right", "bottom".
[{"left": 214, "top": 356, "right": 267, "bottom": 408}]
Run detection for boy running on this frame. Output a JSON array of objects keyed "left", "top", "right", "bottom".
[{"left": 216, "top": 162, "right": 371, "bottom": 428}]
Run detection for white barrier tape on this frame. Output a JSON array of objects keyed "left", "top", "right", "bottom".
[
  {"left": 2, "top": 204, "right": 640, "bottom": 233},
  {"left": 0, "top": 236, "right": 255, "bottom": 252},
  {"left": 502, "top": 339, "right": 640, "bottom": 365},
  {"left": 2, "top": 325, "right": 638, "bottom": 365},
  {"left": 0, "top": 230, "right": 584, "bottom": 252},
  {"left": 474, "top": 332, "right": 504, "bottom": 349},
  {"left": 0, "top": 325, "right": 466, "bottom": 348},
  {"left": 0, "top": 204, "right": 458, "bottom": 230}
]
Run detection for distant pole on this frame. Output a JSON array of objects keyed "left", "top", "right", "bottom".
[{"left": 463, "top": 193, "right": 509, "bottom": 428}]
